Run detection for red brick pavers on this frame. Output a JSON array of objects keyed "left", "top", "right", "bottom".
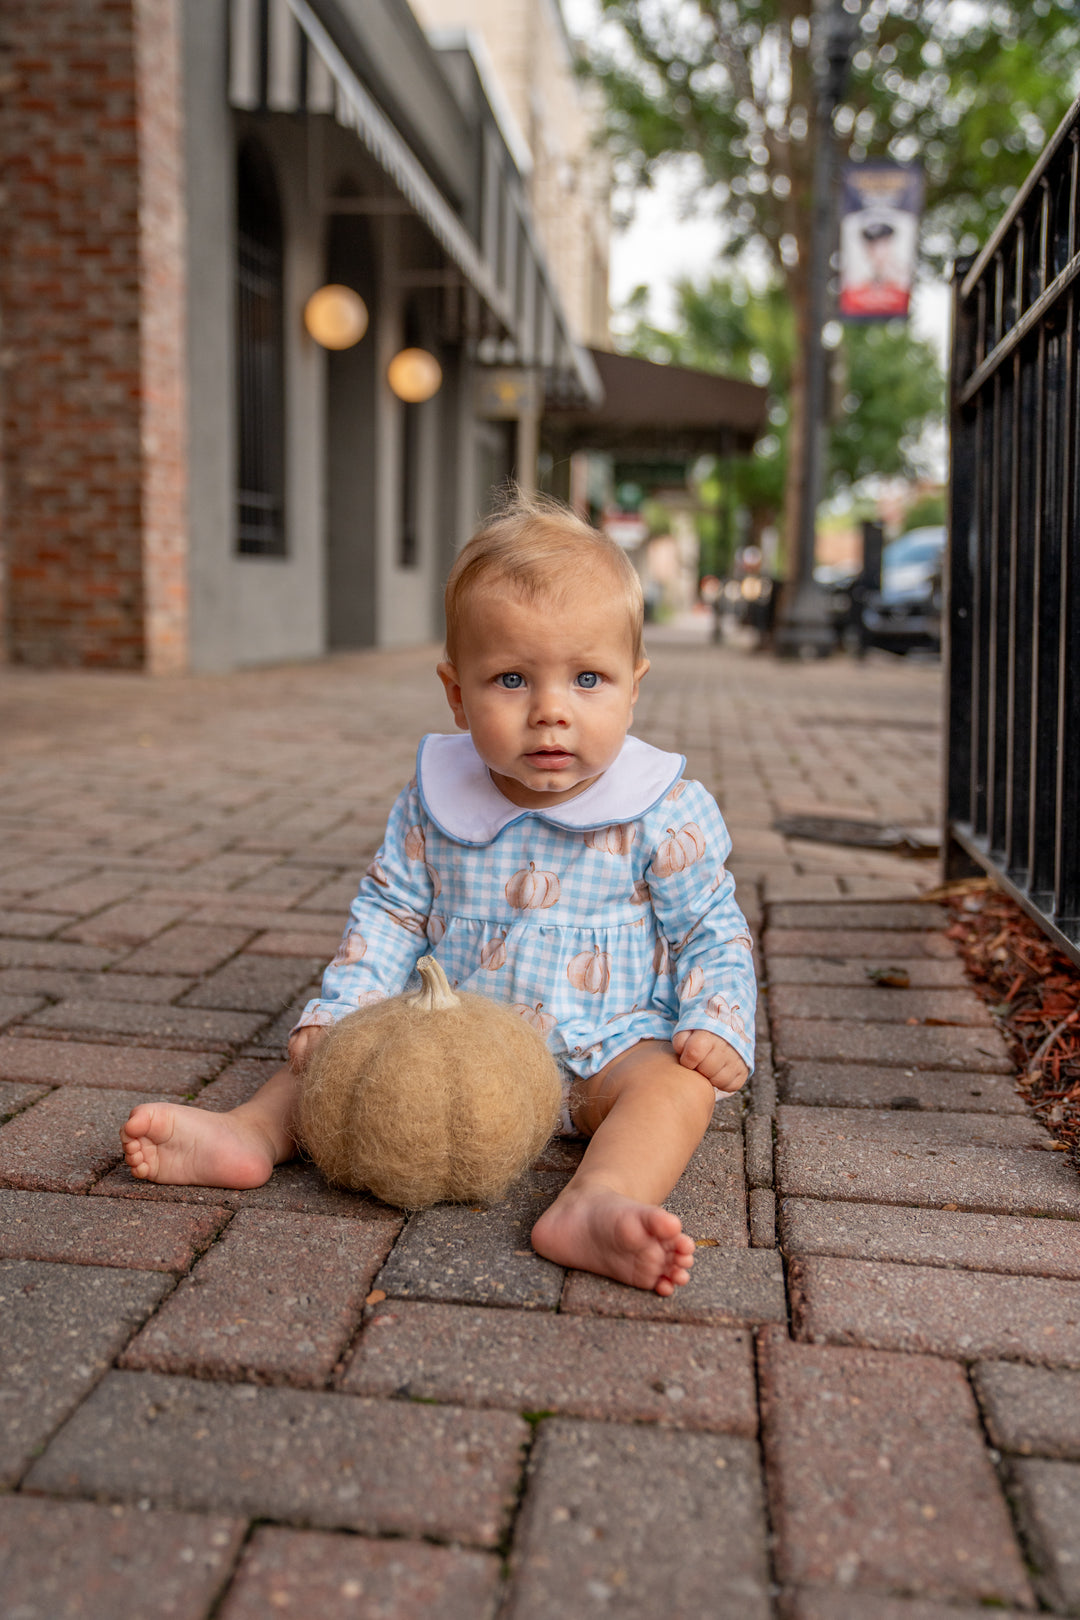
[{"left": 3, "top": 639, "right": 1077, "bottom": 1616}]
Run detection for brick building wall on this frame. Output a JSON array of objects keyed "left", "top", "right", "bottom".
[{"left": 0, "top": 0, "right": 188, "bottom": 669}]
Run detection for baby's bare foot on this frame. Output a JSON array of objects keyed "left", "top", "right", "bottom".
[
  {"left": 531, "top": 1185, "right": 696, "bottom": 1295},
  {"left": 120, "top": 1102, "right": 275, "bottom": 1189}
]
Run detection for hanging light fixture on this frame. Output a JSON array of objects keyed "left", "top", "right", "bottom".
[
  {"left": 303, "top": 284, "right": 369, "bottom": 349},
  {"left": 387, "top": 347, "right": 442, "bottom": 403}
]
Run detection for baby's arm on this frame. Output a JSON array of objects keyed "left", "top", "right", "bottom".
[
  {"left": 645, "top": 780, "right": 757, "bottom": 1082},
  {"left": 293, "top": 780, "right": 434, "bottom": 1034}
]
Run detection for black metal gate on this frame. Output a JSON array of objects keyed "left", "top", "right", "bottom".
[{"left": 947, "top": 95, "right": 1080, "bottom": 967}]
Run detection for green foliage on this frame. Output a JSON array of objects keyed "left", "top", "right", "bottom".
[
  {"left": 624, "top": 272, "right": 943, "bottom": 511},
  {"left": 586, "top": 1, "right": 1080, "bottom": 271},
  {"left": 832, "top": 320, "right": 944, "bottom": 485},
  {"left": 903, "top": 488, "right": 947, "bottom": 526}
]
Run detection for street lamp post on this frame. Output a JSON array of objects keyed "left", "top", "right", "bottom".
[{"left": 774, "top": 0, "right": 858, "bottom": 658}]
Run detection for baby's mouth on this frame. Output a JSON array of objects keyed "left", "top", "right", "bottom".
[{"left": 526, "top": 747, "right": 574, "bottom": 768}]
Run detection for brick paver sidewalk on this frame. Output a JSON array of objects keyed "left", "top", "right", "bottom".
[{"left": 1, "top": 633, "right": 1078, "bottom": 1618}]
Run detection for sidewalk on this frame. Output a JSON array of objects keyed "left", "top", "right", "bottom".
[{"left": 1, "top": 639, "right": 1078, "bottom": 1619}]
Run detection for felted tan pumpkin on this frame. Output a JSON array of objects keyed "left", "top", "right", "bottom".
[{"left": 296, "top": 955, "right": 562, "bottom": 1209}]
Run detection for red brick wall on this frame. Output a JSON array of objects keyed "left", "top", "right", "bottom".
[{"left": 0, "top": 0, "right": 188, "bottom": 670}]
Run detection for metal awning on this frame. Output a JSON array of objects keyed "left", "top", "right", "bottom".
[
  {"left": 228, "top": 0, "right": 601, "bottom": 407},
  {"left": 544, "top": 349, "right": 768, "bottom": 456}
]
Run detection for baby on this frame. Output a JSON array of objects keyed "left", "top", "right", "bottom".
[{"left": 122, "top": 494, "right": 756, "bottom": 1296}]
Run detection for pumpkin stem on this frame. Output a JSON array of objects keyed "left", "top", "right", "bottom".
[{"left": 407, "top": 954, "right": 460, "bottom": 1012}]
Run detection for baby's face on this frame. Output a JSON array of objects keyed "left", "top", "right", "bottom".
[{"left": 437, "top": 584, "right": 648, "bottom": 809}]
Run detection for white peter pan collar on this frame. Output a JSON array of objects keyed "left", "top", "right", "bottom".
[{"left": 416, "top": 732, "right": 686, "bottom": 845}]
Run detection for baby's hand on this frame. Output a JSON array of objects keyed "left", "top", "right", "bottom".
[
  {"left": 288, "top": 1024, "right": 328, "bottom": 1075},
  {"left": 672, "top": 1029, "right": 749, "bottom": 1094}
]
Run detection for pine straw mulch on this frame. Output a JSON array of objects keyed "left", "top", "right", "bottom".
[{"left": 930, "top": 877, "right": 1080, "bottom": 1166}]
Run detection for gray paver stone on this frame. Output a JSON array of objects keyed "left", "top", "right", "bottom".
[
  {"left": 0, "top": 1497, "right": 245, "bottom": 1620},
  {"left": 779, "top": 1590, "right": 1038, "bottom": 1620},
  {"left": 767, "top": 954, "right": 969, "bottom": 986},
  {"left": 561, "top": 1245, "right": 786, "bottom": 1325},
  {"left": 666, "top": 1128, "right": 748, "bottom": 1242},
  {"left": 708, "top": 1088, "right": 744, "bottom": 1131},
  {"left": 778, "top": 1060, "right": 1024, "bottom": 1114},
  {"left": 121, "top": 1208, "right": 400, "bottom": 1384},
  {"left": 765, "top": 927, "right": 957, "bottom": 960},
  {"left": 505, "top": 1419, "right": 770, "bottom": 1620},
  {"left": 749, "top": 1040, "right": 776, "bottom": 1116},
  {"left": 343, "top": 1300, "right": 758, "bottom": 1433},
  {"left": 0, "top": 1188, "right": 229, "bottom": 1270},
  {"left": 0, "top": 908, "right": 80, "bottom": 938},
  {"left": 27, "top": 1370, "right": 528, "bottom": 1546},
  {"left": 776, "top": 1105, "right": 1080, "bottom": 1218},
  {"left": 0, "top": 993, "right": 46, "bottom": 1027},
  {"left": 790, "top": 1255, "right": 1080, "bottom": 1365},
  {"left": 60, "top": 902, "right": 193, "bottom": 946},
  {"left": 26, "top": 998, "right": 266, "bottom": 1047},
  {"left": 245, "top": 927, "right": 342, "bottom": 957},
  {"left": 0, "top": 938, "right": 115, "bottom": 970},
  {"left": 375, "top": 1174, "right": 568, "bottom": 1310},
  {"left": 180, "top": 953, "right": 323, "bottom": 1012},
  {"left": 770, "top": 984, "right": 991, "bottom": 1025},
  {"left": 781, "top": 1198, "right": 1080, "bottom": 1280},
  {"left": 217, "top": 1527, "right": 501, "bottom": 1620},
  {"left": 195, "top": 1056, "right": 281, "bottom": 1110},
  {"left": 0, "top": 1035, "right": 222, "bottom": 1092},
  {"left": 974, "top": 1361, "right": 1080, "bottom": 1458},
  {"left": 768, "top": 902, "right": 947, "bottom": 931},
  {"left": 114, "top": 924, "right": 255, "bottom": 975},
  {"left": 0, "top": 967, "right": 196, "bottom": 1002},
  {"left": 92, "top": 1156, "right": 400, "bottom": 1219},
  {"left": 1009, "top": 1458, "right": 1080, "bottom": 1614},
  {"left": 749, "top": 1185, "right": 777, "bottom": 1247},
  {"left": 0, "top": 1079, "right": 48, "bottom": 1121},
  {"left": 759, "top": 1328, "right": 1033, "bottom": 1605},
  {"left": 0, "top": 1085, "right": 161, "bottom": 1192},
  {"left": 772, "top": 1018, "right": 1012, "bottom": 1071},
  {"left": 745, "top": 1113, "right": 773, "bottom": 1189},
  {"left": 0, "top": 1259, "right": 169, "bottom": 1486}
]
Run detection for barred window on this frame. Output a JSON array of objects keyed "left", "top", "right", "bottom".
[{"left": 235, "top": 140, "right": 285, "bottom": 556}]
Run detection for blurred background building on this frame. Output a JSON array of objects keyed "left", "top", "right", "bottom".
[{"left": 0, "top": 0, "right": 763, "bottom": 672}]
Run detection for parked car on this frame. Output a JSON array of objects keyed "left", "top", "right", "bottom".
[{"left": 857, "top": 525, "right": 946, "bottom": 655}]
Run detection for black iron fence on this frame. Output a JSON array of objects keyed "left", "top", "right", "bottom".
[{"left": 947, "top": 95, "right": 1080, "bottom": 967}]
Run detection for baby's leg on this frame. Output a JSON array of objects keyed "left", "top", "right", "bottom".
[
  {"left": 530, "top": 1041, "right": 716, "bottom": 1295},
  {"left": 121, "top": 1065, "right": 300, "bottom": 1189}
]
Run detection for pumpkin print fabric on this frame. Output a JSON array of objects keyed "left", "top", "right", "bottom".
[{"left": 295, "top": 734, "right": 756, "bottom": 1084}]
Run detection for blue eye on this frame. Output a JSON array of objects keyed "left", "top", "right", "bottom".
[
  {"left": 575, "top": 671, "right": 600, "bottom": 689},
  {"left": 496, "top": 672, "right": 524, "bottom": 689}
]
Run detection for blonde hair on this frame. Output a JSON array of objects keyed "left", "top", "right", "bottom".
[{"left": 444, "top": 490, "right": 645, "bottom": 663}]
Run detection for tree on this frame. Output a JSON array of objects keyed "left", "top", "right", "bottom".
[
  {"left": 585, "top": 0, "right": 1080, "bottom": 553},
  {"left": 624, "top": 272, "right": 943, "bottom": 551}
]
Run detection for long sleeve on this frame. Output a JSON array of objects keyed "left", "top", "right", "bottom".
[
  {"left": 293, "top": 780, "right": 434, "bottom": 1031},
  {"left": 644, "top": 780, "right": 757, "bottom": 1073}
]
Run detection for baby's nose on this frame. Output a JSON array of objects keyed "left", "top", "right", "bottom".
[{"left": 529, "top": 683, "right": 570, "bottom": 725}]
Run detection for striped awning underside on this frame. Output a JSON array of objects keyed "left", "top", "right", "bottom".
[
  {"left": 230, "top": 0, "right": 511, "bottom": 327},
  {"left": 228, "top": 0, "right": 602, "bottom": 404}
]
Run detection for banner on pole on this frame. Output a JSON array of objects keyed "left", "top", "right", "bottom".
[{"left": 839, "top": 162, "right": 923, "bottom": 321}]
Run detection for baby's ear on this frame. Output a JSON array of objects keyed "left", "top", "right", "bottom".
[{"left": 436, "top": 661, "right": 469, "bottom": 731}]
